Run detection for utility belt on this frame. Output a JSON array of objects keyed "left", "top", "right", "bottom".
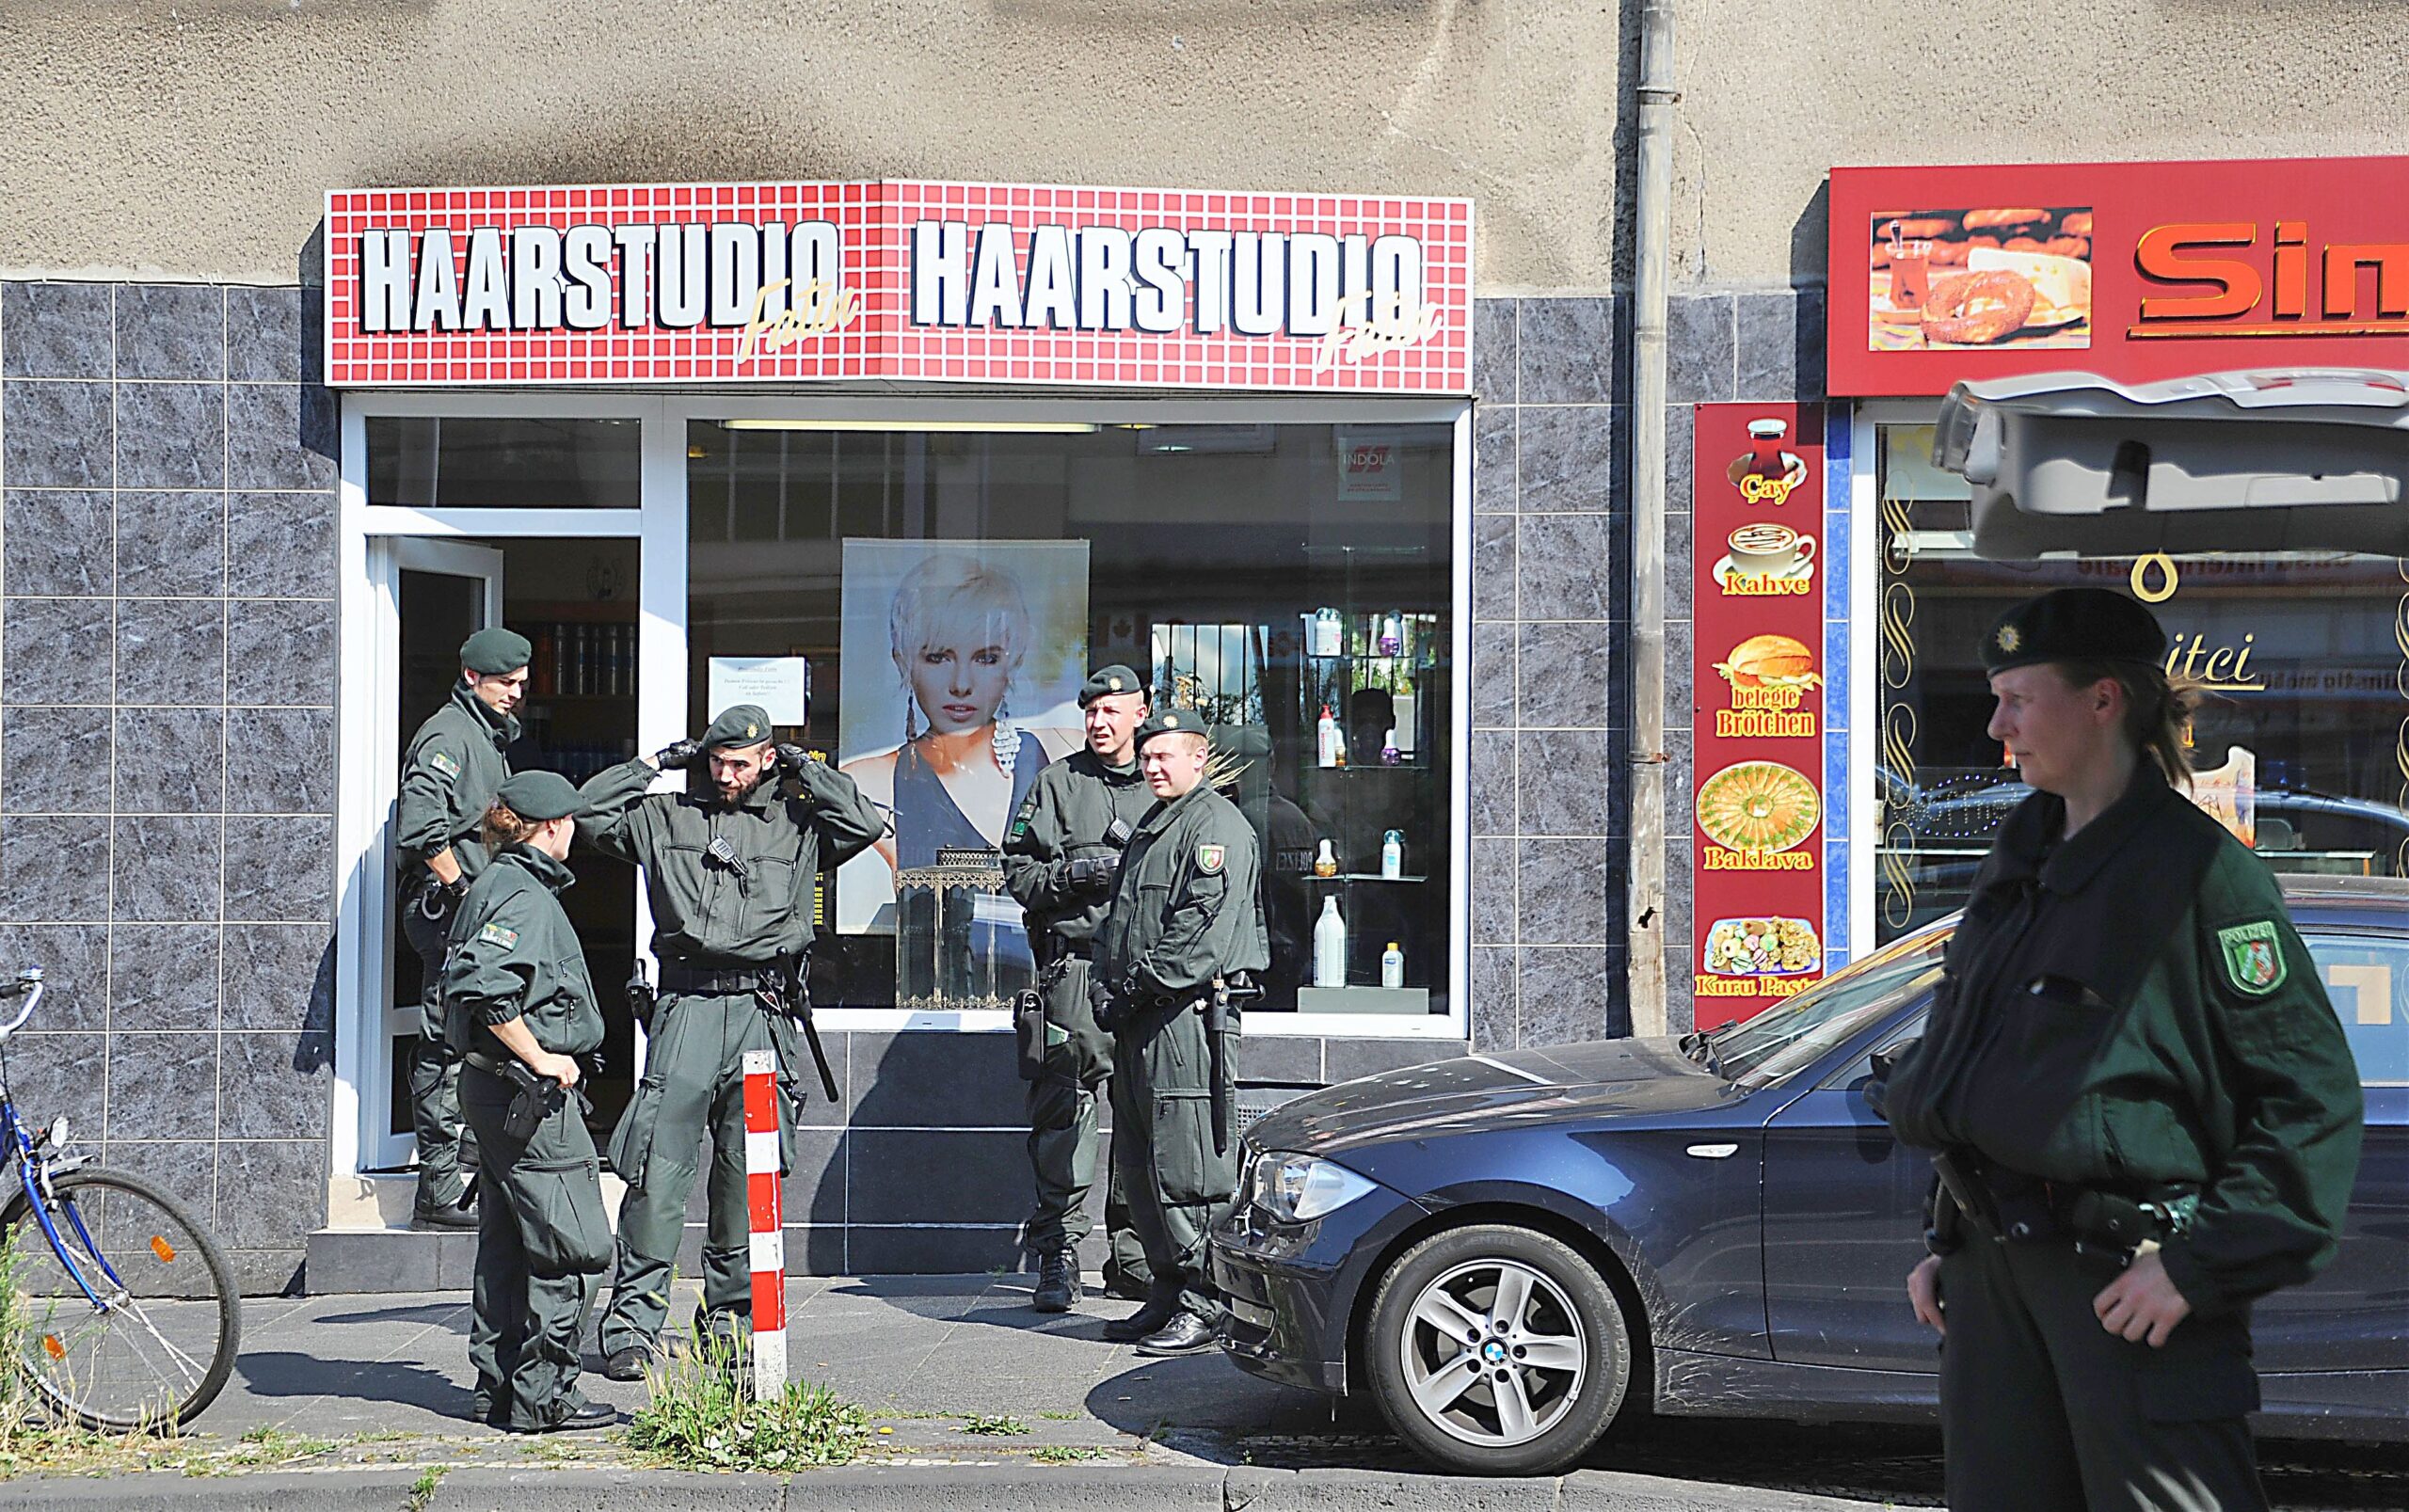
[
  {"left": 462, "top": 1049, "right": 592, "bottom": 1142},
  {"left": 657, "top": 957, "right": 800, "bottom": 997},
  {"left": 1931, "top": 1148, "right": 2196, "bottom": 1262}
]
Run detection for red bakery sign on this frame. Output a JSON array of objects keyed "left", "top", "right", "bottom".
[
  {"left": 1827, "top": 156, "right": 2409, "bottom": 395},
  {"left": 1691, "top": 404, "right": 1827, "bottom": 1031},
  {"left": 324, "top": 180, "right": 1471, "bottom": 390}
]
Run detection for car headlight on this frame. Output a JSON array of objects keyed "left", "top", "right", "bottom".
[{"left": 1245, "top": 1151, "right": 1379, "bottom": 1224}]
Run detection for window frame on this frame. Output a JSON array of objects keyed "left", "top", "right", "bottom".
[{"left": 333, "top": 389, "right": 1474, "bottom": 1181}]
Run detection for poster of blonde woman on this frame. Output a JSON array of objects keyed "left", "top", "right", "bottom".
[{"left": 836, "top": 541, "right": 1089, "bottom": 933}]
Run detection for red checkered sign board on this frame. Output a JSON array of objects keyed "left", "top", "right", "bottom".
[{"left": 324, "top": 181, "right": 1473, "bottom": 390}]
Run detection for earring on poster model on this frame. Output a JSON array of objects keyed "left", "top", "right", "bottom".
[
  {"left": 903, "top": 695, "right": 919, "bottom": 746},
  {"left": 993, "top": 692, "right": 1020, "bottom": 779}
]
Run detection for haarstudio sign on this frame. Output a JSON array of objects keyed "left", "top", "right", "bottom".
[{"left": 325, "top": 181, "right": 1472, "bottom": 390}]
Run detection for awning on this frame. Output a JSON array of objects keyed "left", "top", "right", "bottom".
[{"left": 1931, "top": 369, "right": 2409, "bottom": 560}]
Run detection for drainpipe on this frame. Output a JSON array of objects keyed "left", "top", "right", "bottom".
[{"left": 1625, "top": 0, "right": 1680, "bottom": 1038}]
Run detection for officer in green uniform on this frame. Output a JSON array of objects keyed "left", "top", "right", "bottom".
[
  {"left": 1001, "top": 665, "right": 1158, "bottom": 1313},
  {"left": 1875, "top": 588, "right": 2363, "bottom": 1512},
  {"left": 398, "top": 626, "right": 532, "bottom": 1230},
  {"left": 1092, "top": 710, "right": 1268, "bottom": 1356},
  {"left": 442, "top": 771, "right": 614, "bottom": 1434},
  {"left": 578, "top": 705, "right": 886, "bottom": 1379}
]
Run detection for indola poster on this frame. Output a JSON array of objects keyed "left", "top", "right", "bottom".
[{"left": 1691, "top": 404, "right": 1828, "bottom": 1029}]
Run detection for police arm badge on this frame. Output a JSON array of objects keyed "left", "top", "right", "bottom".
[
  {"left": 425, "top": 749, "right": 461, "bottom": 779},
  {"left": 1196, "top": 843, "right": 1225, "bottom": 874},
  {"left": 2215, "top": 920, "right": 2287, "bottom": 995},
  {"left": 477, "top": 922, "right": 520, "bottom": 949}
]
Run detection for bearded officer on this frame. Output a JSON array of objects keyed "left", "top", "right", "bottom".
[
  {"left": 396, "top": 626, "right": 531, "bottom": 1231},
  {"left": 1093, "top": 711, "right": 1268, "bottom": 1356},
  {"left": 577, "top": 705, "right": 886, "bottom": 1379},
  {"left": 1000, "top": 666, "right": 1157, "bottom": 1313},
  {"left": 1876, "top": 588, "right": 2362, "bottom": 1512}
]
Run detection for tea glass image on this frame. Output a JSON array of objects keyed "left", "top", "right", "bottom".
[
  {"left": 1890, "top": 240, "right": 1932, "bottom": 310},
  {"left": 1728, "top": 521, "right": 1815, "bottom": 578},
  {"left": 1747, "top": 418, "right": 1789, "bottom": 474}
]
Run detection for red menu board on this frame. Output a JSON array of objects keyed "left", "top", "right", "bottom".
[{"left": 1691, "top": 404, "right": 1827, "bottom": 1029}]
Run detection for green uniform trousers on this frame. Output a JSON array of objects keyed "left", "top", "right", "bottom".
[
  {"left": 1109, "top": 996, "right": 1239, "bottom": 1324},
  {"left": 460, "top": 1064, "right": 611, "bottom": 1432},
  {"left": 600, "top": 990, "right": 798, "bottom": 1355},
  {"left": 404, "top": 890, "right": 473, "bottom": 1207},
  {"left": 1938, "top": 1237, "right": 2268, "bottom": 1512},
  {"left": 1024, "top": 956, "right": 1150, "bottom": 1292}
]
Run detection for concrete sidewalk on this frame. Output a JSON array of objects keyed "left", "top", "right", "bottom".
[{"left": 0, "top": 1275, "right": 2399, "bottom": 1508}]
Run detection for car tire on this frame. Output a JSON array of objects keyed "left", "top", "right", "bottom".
[{"left": 1363, "top": 1222, "right": 1631, "bottom": 1476}]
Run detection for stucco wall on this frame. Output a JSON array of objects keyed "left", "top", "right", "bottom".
[
  {"left": 8, "top": 3, "right": 2409, "bottom": 294},
  {"left": 0, "top": 0, "right": 1628, "bottom": 291}
]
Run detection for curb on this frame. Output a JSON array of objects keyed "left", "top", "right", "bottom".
[{"left": 0, "top": 1464, "right": 1895, "bottom": 1511}]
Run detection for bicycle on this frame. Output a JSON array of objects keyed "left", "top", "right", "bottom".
[{"left": 0, "top": 968, "right": 240, "bottom": 1430}]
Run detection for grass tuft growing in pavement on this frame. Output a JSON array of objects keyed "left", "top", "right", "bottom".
[
  {"left": 1030, "top": 1444, "right": 1107, "bottom": 1463},
  {"left": 624, "top": 1332, "right": 869, "bottom": 1472},
  {"left": 960, "top": 1413, "right": 1030, "bottom": 1436}
]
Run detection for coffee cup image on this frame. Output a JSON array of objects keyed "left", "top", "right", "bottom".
[{"left": 1726, "top": 522, "right": 1815, "bottom": 578}]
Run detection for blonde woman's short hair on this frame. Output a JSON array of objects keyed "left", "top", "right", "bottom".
[{"left": 887, "top": 553, "right": 1033, "bottom": 676}]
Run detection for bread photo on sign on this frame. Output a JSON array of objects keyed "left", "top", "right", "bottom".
[
  {"left": 1869, "top": 204, "right": 2094, "bottom": 351},
  {"left": 1713, "top": 633, "right": 1823, "bottom": 692}
]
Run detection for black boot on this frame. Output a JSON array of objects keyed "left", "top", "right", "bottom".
[
  {"left": 1032, "top": 1249, "right": 1081, "bottom": 1313},
  {"left": 411, "top": 1188, "right": 477, "bottom": 1231},
  {"left": 1134, "top": 1312, "right": 1220, "bottom": 1357},
  {"left": 1102, "top": 1294, "right": 1177, "bottom": 1344}
]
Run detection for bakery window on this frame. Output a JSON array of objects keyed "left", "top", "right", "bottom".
[{"left": 1870, "top": 421, "right": 2409, "bottom": 944}]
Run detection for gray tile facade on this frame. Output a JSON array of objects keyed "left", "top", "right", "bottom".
[
  {"left": 0, "top": 280, "right": 336, "bottom": 1296},
  {"left": 1471, "top": 289, "right": 1820, "bottom": 1043}
]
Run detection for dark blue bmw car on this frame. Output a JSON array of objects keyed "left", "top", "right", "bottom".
[{"left": 1211, "top": 875, "right": 2408, "bottom": 1476}]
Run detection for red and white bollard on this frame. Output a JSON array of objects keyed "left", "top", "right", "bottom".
[{"left": 741, "top": 1047, "right": 787, "bottom": 1397}]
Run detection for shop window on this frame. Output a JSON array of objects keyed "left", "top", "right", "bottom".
[
  {"left": 685, "top": 420, "right": 1456, "bottom": 1017},
  {"left": 1873, "top": 422, "right": 2409, "bottom": 943},
  {"left": 367, "top": 416, "right": 641, "bottom": 508}
]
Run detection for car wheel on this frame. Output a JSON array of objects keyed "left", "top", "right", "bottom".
[{"left": 1363, "top": 1223, "right": 1631, "bottom": 1476}]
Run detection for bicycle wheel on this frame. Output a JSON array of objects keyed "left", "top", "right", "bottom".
[{"left": 2, "top": 1167, "right": 241, "bottom": 1430}]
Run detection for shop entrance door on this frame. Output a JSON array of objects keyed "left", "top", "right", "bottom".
[
  {"left": 375, "top": 540, "right": 505, "bottom": 1170},
  {"left": 366, "top": 534, "right": 646, "bottom": 1176}
]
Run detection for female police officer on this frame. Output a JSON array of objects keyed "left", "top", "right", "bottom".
[
  {"left": 1876, "top": 588, "right": 2362, "bottom": 1512},
  {"left": 443, "top": 770, "right": 614, "bottom": 1434}
]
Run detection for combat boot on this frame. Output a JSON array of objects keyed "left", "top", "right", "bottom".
[{"left": 1032, "top": 1249, "right": 1081, "bottom": 1313}]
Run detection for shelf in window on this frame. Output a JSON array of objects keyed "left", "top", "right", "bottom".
[{"left": 1306, "top": 872, "right": 1429, "bottom": 883}]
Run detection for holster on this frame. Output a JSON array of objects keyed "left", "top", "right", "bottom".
[
  {"left": 1203, "top": 974, "right": 1256, "bottom": 1156},
  {"left": 627, "top": 963, "right": 657, "bottom": 1028},
  {"left": 499, "top": 1059, "right": 566, "bottom": 1143}
]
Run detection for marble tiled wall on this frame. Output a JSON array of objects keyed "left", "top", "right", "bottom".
[
  {"left": 0, "top": 280, "right": 338, "bottom": 1294},
  {"left": 1470, "top": 289, "right": 1823, "bottom": 1045}
]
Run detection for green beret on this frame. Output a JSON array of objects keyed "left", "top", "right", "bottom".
[
  {"left": 1980, "top": 588, "right": 2166, "bottom": 675},
  {"left": 495, "top": 771, "right": 580, "bottom": 821},
  {"left": 460, "top": 627, "right": 533, "bottom": 676},
  {"left": 703, "top": 704, "right": 775, "bottom": 750},
  {"left": 1078, "top": 665, "right": 1146, "bottom": 707},
  {"left": 1133, "top": 709, "right": 1208, "bottom": 753}
]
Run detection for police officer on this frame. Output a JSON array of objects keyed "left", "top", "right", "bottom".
[
  {"left": 1875, "top": 588, "right": 2363, "bottom": 1512},
  {"left": 398, "top": 627, "right": 532, "bottom": 1230},
  {"left": 1092, "top": 711, "right": 1268, "bottom": 1356},
  {"left": 578, "top": 705, "right": 886, "bottom": 1379},
  {"left": 442, "top": 771, "right": 613, "bottom": 1434},
  {"left": 1000, "top": 665, "right": 1157, "bottom": 1313}
]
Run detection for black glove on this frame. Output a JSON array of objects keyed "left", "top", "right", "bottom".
[
  {"left": 1067, "top": 853, "right": 1120, "bottom": 895},
  {"left": 654, "top": 738, "right": 702, "bottom": 771},
  {"left": 775, "top": 742, "right": 818, "bottom": 778},
  {"left": 1090, "top": 976, "right": 1119, "bottom": 1033}
]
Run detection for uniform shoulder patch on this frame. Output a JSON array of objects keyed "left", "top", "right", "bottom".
[
  {"left": 2215, "top": 919, "right": 2286, "bottom": 995},
  {"left": 424, "top": 749, "right": 461, "bottom": 779},
  {"left": 1196, "top": 843, "right": 1225, "bottom": 874},
  {"left": 476, "top": 921, "right": 519, "bottom": 949}
]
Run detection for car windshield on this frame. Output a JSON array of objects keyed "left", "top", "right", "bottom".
[{"left": 1711, "top": 924, "right": 1951, "bottom": 1085}]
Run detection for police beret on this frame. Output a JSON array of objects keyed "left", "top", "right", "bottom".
[
  {"left": 1133, "top": 709, "right": 1208, "bottom": 752},
  {"left": 494, "top": 770, "right": 580, "bottom": 821},
  {"left": 702, "top": 705, "right": 775, "bottom": 750},
  {"left": 1980, "top": 588, "right": 2166, "bottom": 674},
  {"left": 1078, "top": 665, "right": 1145, "bottom": 707},
  {"left": 459, "top": 627, "right": 533, "bottom": 676}
]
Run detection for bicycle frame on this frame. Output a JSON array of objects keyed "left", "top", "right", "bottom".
[{"left": 0, "top": 972, "right": 119, "bottom": 1313}]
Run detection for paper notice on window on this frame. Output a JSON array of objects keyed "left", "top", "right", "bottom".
[{"left": 707, "top": 657, "right": 811, "bottom": 726}]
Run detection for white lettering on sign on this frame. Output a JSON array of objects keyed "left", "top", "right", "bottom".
[
  {"left": 903, "top": 219, "right": 1439, "bottom": 357},
  {"left": 359, "top": 221, "right": 855, "bottom": 344}
]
